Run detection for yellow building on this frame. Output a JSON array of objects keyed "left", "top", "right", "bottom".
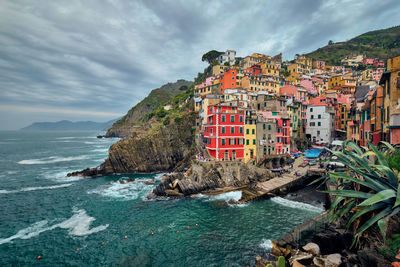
[
  {"left": 244, "top": 110, "right": 257, "bottom": 163},
  {"left": 212, "top": 65, "right": 228, "bottom": 76},
  {"left": 286, "top": 72, "right": 301, "bottom": 85},
  {"left": 362, "top": 69, "right": 373, "bottom": 81},
  {"left": 241, "top": 75, "right": 280, "bottom": 94},
  {"left": 240, "top": 53, "right": 271, "bottom": 69},
  {"left": 288, "top": 63, "right": 311, "bottom": 75},
  {"left": 295, "top": 55, "right": 313, "bottom": 69},
  {"left": 328, "top": 75, "right": 357, "bottom": 89},
  {"left": 260, "top": 61, "right": 279, "bottom": 76}
]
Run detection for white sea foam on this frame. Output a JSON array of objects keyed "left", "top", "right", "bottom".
[
  {"left": 154, "top": 173, "right": 166, "bottom": 181},
  {"left": 0, "top": 183, "right": 72, "bottom": 194},
  {"left": 56, "top": 137, "right": 76, "bottom": 140},
  {"left": 0, "top": 208, "right": 108, "bottom": 245},
  {"left": 259, "top": 239, "right": 273, "bottom": 250},
  {"left": 18, "top": 156, "right": 89, "bottom": 165},
  {"left": 91, "top": 148, "right": 109, "bottom": 153},
  {"left": 43, "top": 170, "right": 82, "bottom": 182},
  {"left": 88, "top": 179, "right": 154, "bottom": 201},
  {"left": 209, "top": 191, "right": 242, "bottom": 202},
  {"left": 270, "top": 197, "right": 325, "bottom": 213}
]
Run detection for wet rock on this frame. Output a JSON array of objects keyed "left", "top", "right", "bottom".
[
  {"left": 302, "top": 242, "right": 320, "bottom": 255},
  {"left": 311, "top": 226, "right": 353, "bottom": 255},
  {"left": 164, "top": 189, "right": 184, "bottom": 197},
  {"left": 289, "top": 250, "right": 313, "bottom": 266},
  {"left": 325, "top": 253, "right": 342, "bottom": 267}
]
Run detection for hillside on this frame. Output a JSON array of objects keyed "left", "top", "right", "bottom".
[
  {"left": 306, "top": 25, "right": 400, "bottom": 65},
  {"left": 21, "top": 119, "right": 117, "bottom": 131},
  {"left": 106, "top": 79, "right": 193, "bottom": 137}
]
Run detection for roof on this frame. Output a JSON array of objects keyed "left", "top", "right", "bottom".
[{"left": 356, "top": 85, "right": 370, "bottom": 101}]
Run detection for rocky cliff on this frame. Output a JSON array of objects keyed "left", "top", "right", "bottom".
[
  {"left": 106, "top": 79, "right": 192, "bottom": 138},
  {"left": 151, "top": 161, "right": 273, "bottom": 197},
  {"left": 68, "top": 112, "right": 197, "bottom": 177}
]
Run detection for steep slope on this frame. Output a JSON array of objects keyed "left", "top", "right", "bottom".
[
  {"left": 106, "top": 79, "right": 192, "bottom": 137},
  {"left": 68, "top": 111, "right": 197, "bottom": 176},
  {"left": 306, "top": 25, "right": 400, "bottom": 65}
]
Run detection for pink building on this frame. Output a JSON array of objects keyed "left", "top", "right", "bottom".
[
  {"left": 300, "top": 77, "right": 318, "bottom": 95},
  {"left": 363, "top": 58, "right": 375, "bottom": 65},
  {"left": 373, "top": 68, "right": 384, "bottom": 81},
  {"left": 279, "top": 85, "right": 305, "bottom": 101}
]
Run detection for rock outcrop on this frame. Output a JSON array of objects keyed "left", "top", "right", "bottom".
[
  {"left": 67, "top": 112, "right": 196, "bottom": 177},
  {"left": 151, "top": 161, "right": 273, "bottom": 197}
]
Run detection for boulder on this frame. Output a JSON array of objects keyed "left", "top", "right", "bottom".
[
  {"left": 292, "top": 260, "right": 305, "bottom": 267},
  {"left": 325, "top": 253, "right": 342, "bottom": 267},
  {"left": 289, "top": 250, "right": 313, "bottom": 266},
  {"left": 302, "top": 242, "right": 320, "bottom": 255},
  {"left": 313, "top": 256, "right": 325, "bottom": 267}
]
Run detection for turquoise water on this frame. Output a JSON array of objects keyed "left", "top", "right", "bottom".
[{"left": 0, "top": 131, "right": 323, "bottom": 266}]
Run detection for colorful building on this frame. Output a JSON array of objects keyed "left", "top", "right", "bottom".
[
  {"left": 244, "top": 109, "right": 257, "bottom": 162},
  {"left": 204, "top": 104, "right": 245, "bottom": 160}
]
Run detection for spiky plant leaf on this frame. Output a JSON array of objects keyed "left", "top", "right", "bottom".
[{"left": 358, "top": 189, "right": 396, "bottom": 207}]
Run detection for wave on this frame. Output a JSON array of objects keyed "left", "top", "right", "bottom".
[
  {"left": 56, "top": 137, "right": 76, "bottom": 140},
  {"left": 209, "top": 191, "right": 242, "bottom": 202},
  {"left": 18, "top": 156, "right": 89, "bottom": 165},
  {"left": 270, "top": 197, "right": 325, "bottom": 213},
  {"left": 91, "top": 148, "right": 109, "bottom": 153},
  {"left": 88, "top": 179, "right": 155, "bottom": 201},
  {"left": 0, "top": 183, "right": 72, "bottom": 194},
  {"left": 0, "top": 208, "right": 108, "bottom": 245},
  {"left": 43, "top": 170, "right": 82, "bottom": 182},
  {"left": 259, "top": 239, "right": 272, "bottom": 250}
]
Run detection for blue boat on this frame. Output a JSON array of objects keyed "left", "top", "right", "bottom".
[{"left": 304, "top": 148, "right": 323, "bottom": 159}]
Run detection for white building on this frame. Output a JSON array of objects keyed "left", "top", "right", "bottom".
[
  {"left": 218, "top": 50, "right": 236, "bottom": 66},
  {"left": 306, "top": 105, "right": 335, "bottom": 144}
]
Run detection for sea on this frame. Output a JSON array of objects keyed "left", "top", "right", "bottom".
[{"left": 0, "top": 131, "right": 324, "bottom": 266}]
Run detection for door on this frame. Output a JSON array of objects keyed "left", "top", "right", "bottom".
[
  {"left": 232, "top": 150, "right": 236, "bottom": 161},
  {"left": 224, "top": 151, "right": 229, "bottom": 161}
]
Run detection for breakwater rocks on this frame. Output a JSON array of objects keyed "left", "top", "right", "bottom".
[
  {"left": 151, "top": 161, "right": 273, "bottom": 197},
  {"left": 67, "top": 113, "right": 196, "bottom": 177}
]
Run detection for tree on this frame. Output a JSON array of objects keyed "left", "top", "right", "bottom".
[
  {"left": 201, "top": 50, "right": 223, "bottom": 65},
  {"left": 328, "top": 40, "right": 334, "bottom": 45}
]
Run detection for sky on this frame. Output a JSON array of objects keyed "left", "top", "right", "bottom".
[{"left": 0, "top": 0, "right": 399, "bottom": 130}]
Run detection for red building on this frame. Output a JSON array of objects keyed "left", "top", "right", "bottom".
[
  {"left": 204, "top": 104, "right": 245, "bottom": 160},
  {"left": 276, "top": 118, "right": 291, "bottom": 154},
  {"left": 221, "top": 69, "right": 238, "bottom": 92},
  {"left": 246, "top": 64, "right": 262, "bottom": 75}
]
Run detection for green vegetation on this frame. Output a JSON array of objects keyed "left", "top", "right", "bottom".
[
  {"left": 111, "top": 79, "right": 193, "bottom": 128},
  {"left": 277, "top": 256, "right": 286, "bottom": 267},
  {"left": 306, "top": 25, "right": 400, "bottom": 65},
  {"left": 323, "top": 141, "right": 400, "bottom": 245},
  {"left": 201, "top": 50, "right": 223, "bottom": 64}
]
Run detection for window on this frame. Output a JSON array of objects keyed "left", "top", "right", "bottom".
[
  {"left": 246, "top": 129, "right": 249, "bottom": 134},
  {"left": 246, "top": 139, "right": 249, "bottom": 145},
  {"left": 252, "top": 129, "right": 255, "bottom": 134},
  {"left": 253, "top": 139, "right": 256, "bottom": 145},
  {"left": 310, "top": 122, "right": 315, "bottom": 126},
  {"left": 221, "top": 115, "right": 225, "bottom": 122},
  {"left": 221, "top": 127, "right": 225, "bottom": 134},
  {"left": 317, "top": 131, "right": 320, "bottom": 135},
  {"left": 221, "top": 139, "right": 225, "bottom": 145},
  {"left": 311, "top": 115, "right": 314, "bottom": 119},
  {"left": 263, "top": 124, "right": 266, "bottom": 130},
  {"left": 231, "top": 115, "right": 235, "bottom": 122},
  {"left": 239, "top": 127, "right": 243, "bottom": 134},
  {"left": 268, "top": 134, "right": 271, "bottom": 140},
  {"left": 318, "top": 114, "right": 321, "bottom": 119},
  {"left": 239, "top": 116, "right": 243, "bottom": 122},
  {"left": 310, "top": 108, "right": 313, "bottom": 112},
  {"left": 231, "top": 127, "right": 235, "bottom": 134},
  {"left": 318, "top": 122, "right": 321, "bottom": 126}
]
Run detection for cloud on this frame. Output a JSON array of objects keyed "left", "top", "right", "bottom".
[{"left": 0, "top": 0, "right": 399, "bottom": 129}]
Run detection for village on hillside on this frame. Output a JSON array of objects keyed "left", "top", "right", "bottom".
[{"left": 191, "top": 50, "right": 400, "bottom": 164}]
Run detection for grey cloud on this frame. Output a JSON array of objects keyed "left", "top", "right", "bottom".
[{"left": 0, "top": 0, "right": 399, "bottom": 130}]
